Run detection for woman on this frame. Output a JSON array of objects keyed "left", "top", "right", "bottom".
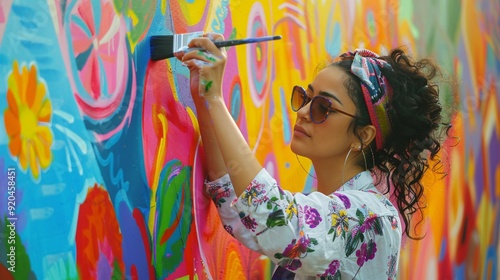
[{"left": 180, "top": 33, "right": 447, "bottom": 279}]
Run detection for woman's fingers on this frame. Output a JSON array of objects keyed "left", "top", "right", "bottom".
[
  {"left": 203, "top": 33, "right": 227, "bottom": 58},
  {"left": 181, "top": 49, "right": 219, "bottom": 64},
  {"left": 187, "top": 37, "right": 218, "bottom": 55},
  {"left": 182, "top": 58, "right": 210, "bottom": 69},
  {"left": 180, "top": 33, "right": 226, "bottom": 62},
  {"left": 203, "top": 32, "right": 225, "bottom": 42}
]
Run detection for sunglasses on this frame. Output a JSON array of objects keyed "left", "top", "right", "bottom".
[{"left": 291, "top": 85, "right": 357, "bottom": 124}]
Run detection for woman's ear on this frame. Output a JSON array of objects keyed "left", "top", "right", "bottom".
[{"left": 358, "top": 125, "right": 376, "bottom": 147}]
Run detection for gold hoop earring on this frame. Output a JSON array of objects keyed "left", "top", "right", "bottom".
[
  {"left": 369, "top": 145, "right": 375, "bottom": 168},
  {"left": 361, "top": 149, "right": 368, "bottom": 170},
  {"left": 296, "top": 154, "right": 316, "bottom": 179},
  {"left": 342, "top": 147, "right": 354, "bottom": 184}
]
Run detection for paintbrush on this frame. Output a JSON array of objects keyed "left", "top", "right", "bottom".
[{"left": 150, "top": 34, "right": 282, "bottom": 61}]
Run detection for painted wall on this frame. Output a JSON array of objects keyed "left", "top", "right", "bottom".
[{"left": 0, "top": 0, "right": 498, "bottom": 279}]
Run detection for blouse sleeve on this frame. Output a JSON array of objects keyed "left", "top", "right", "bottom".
[
  {"left": 231, "top": 168, "right": 402, "bottom": 278},
  {"left": 205, "top": 174, "right": 264, "bottom": 254}
]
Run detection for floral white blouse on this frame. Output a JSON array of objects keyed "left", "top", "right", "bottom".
[{"left": 205, "top": 169, "right": 402, "bottom": 279}]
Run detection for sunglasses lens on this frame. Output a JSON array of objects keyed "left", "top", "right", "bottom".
[
  {"left": 311, "top": 97, "right": 331, "bottom": 123},
  {"left": 291, "top": 86, "right": 306, "bottom": 111}
]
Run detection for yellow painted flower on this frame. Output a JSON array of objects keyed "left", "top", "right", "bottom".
[{"left": 4, "top": 61, "right": 53, "bottom": 179}]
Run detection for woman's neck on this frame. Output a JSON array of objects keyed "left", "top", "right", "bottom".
[{"left": 312, "top": 157, "right": 365, "bottom": 194}]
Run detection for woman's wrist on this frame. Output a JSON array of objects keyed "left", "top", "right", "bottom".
[
  {"left": 192, "top": 88, "right": 222, "bottom": 106},
  {"left": 203, "top": 92, "right": 225, "bottom": 109}
]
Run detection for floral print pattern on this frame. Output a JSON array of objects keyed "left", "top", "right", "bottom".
[
  {"left": 285, "top": 201, "right": 298, "bottom": 220},
  {"left": 223, "top": 224, "right": 234, "bottom": 237},
  {"left": 304, "top": 205, "right": 322, "bottom": 228},
  {"left": 355, "top": 239, "right": 378, "bottom": 266},
  {"left": 274, "top": 231, "right": 318, "bottom": 271},
  {"left": 242, "top": 179, "right": 269, "bottom": 207},
  {"left": 205, "top": 170, "right": 402, "bottom": 279},
  {"left": 333, "top": 193, "right": 351, "bottom": 208},
  {"left": 239, "top": 212, "right": 258, "bottom": 232},
  {"left": 328, "top": 208, "right": 349, "bottom": 242},
  {"left": 206, "top": 180, "right": 232, "bottom": 208},
  {"left": 386, "top": 253, "right": 398, "bottom": 280},
  {"left": 318, "top": 259, "right": 341, "bottom": 279}
]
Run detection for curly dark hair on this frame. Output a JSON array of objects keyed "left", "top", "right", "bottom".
[{"left": 330, "top": 48, "right": 451, "bottom": 239}]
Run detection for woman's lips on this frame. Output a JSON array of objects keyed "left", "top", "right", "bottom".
[{"left": 293, "top": 125, "right": 310, "bottom": 137}]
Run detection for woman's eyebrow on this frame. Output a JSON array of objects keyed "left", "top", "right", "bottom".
[{"left": 308, "top": 84, "right": 343, "bottom": 105}]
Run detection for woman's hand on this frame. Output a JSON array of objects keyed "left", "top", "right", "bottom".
[{"left": 180, "top": 33, "right": 227, "bottom": 101}]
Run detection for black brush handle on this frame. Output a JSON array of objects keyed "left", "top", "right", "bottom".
[
  {"left": 151, "top": 35, "right": 283, "bottom": 60},
  {"left": 213, "top": 35, "right": 282, "bottom": 48}
]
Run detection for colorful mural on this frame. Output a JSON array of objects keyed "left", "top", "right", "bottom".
[{"left": 0, "top": 0, "right": 498, "bottom": 279}]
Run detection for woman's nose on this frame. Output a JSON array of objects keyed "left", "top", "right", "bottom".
[{"left": 296, "top": 101, "right": 311, "bottom": 121}]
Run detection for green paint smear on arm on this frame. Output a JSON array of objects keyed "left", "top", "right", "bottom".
[{"left": 205, "top": 81, "right": 213, "bottom": 92}]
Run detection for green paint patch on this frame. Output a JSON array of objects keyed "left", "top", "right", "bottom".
[
  {"left": 113, "top": 0, "right": 156, "bottom": 49},
  {"left": 197, "top": 51, "right": 216, "bottom": 62},
  {"left": 154, "top": 160, "right": 193, "bottom": 278},
  {"left": 204, "top": 81, "right": 213, "bottom": 92},
  {"left": 229, "top": 28, "right": 237, "bottom": 40}
]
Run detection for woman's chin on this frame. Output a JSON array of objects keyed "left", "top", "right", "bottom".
[{"left": 290, "top": 140, "right": 305, "bottom": 156}]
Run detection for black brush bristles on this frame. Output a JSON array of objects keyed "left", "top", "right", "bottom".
[{"left": 150, "top": 35, "right": 175, "bottom": 61}]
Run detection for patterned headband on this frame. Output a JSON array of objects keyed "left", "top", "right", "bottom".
[{"left": 339, "top": 49, "right": 394, "bottom": 150}]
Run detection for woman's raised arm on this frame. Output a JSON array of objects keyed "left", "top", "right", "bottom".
[{"left": 181, "top": 34, "right": 263, "bottom": 196}]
